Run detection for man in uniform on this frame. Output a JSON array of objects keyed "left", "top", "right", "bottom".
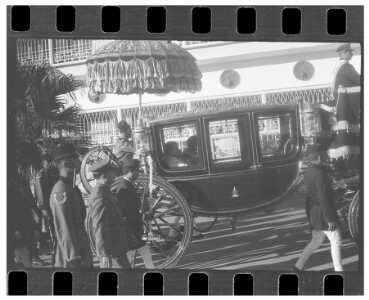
[
  {"left": 50, "top": 143, "right": 93, "bottom": 268},
  {"left": 331, "top": 43, "right": 360, "bottom": 100},
  {"left": 292, "top": 144, "right": 343, "bottom": 272},
  {"left": 88, "top": 157, "right": 131, "bottom": 269}
]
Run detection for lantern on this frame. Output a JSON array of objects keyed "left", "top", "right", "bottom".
[
  {"left": 301, "top": 110, "right": 322, "bottom": 137},
  {"left": 132, "top": 122, "right": 154, "bottom": 156}
]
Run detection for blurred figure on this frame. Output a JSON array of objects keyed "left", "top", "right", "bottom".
[
  {"left": 35, "top": 153, "right": 59, "bottom": 261},
  {"left": 10, "top": 166, "right": 45, "bottom": 268},
  {"left": 163, "top": 141, "right": 187, "bottom": 168},
  {"left": 50, "top": 144, "right": 93, "bottom": 268},
  {"left": 182, "top": 136, "right": 199, "bottom": 165}
]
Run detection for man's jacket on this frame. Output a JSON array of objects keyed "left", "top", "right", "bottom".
[{"left": 304, "top": 163, "right": 339, "bottom": 231}]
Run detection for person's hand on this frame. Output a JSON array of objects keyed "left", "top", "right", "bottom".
[
  {"left": 15, "top": 231, "right": 21, "bottom": 240},
  {"left": 328, "top": 222, "right": 336, "bottom": 231},
  {"left": 101, "top": 256, "right": 112, "bottom": 268},
  {"left": 42, "top": 210, "right": 49, "bottom": 218}
]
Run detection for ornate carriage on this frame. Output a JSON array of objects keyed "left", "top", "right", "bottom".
[{"left": 80, "top": 104, "right": 360, "bottom": 269}]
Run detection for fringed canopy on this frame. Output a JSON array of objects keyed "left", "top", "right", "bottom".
[{"left": 86, "top": 40, "right": 202, "bottom": 95}]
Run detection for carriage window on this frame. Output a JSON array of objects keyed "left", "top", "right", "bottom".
[
  {"left": 158, "top": 123, "right": 199, "bottom": 169},
  {"left": 256, "top": 113, "right": 296, "bottom": 160},
  {"left": 208, "top": 119, "right": 241, "bottom": 163}
]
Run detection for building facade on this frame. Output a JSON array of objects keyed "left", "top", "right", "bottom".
[{"left": 16, "top": 39, "right": 362, "bottom": 147}]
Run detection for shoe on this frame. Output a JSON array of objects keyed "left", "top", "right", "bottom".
[
  {"left": 290, "top": 266, "right": 302, "bottom": 272},
  {"left": 32, "top": 258, "right": 46, "bottom": 267}
]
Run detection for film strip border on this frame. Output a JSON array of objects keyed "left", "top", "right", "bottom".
[
  {"left": 7, "top": 5, "right": 364, "bottom": 296},
  {"left": 8, "top": 6, "right": 363, "bottom": 41},
  {"left": 8, "top": 269, "right": 364, "bottom": 295}
]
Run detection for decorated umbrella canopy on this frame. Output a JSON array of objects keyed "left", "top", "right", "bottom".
[{"left": 86, "top": 40, "right": 203, "bottom": 121}]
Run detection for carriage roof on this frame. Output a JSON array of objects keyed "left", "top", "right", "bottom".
[{"left": 149, "top": 104, "right": 299, "bottom": 125}]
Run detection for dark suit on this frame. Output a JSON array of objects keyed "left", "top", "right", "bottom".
[
  {"left": 88, "top": 182, "right": 131, "bottom": 268},
  {"left": 116, "top": 178, "right": 146, "bottom": 250},
  {"left": 304, "top": 163, "right": 339, "bottom": 231},
  {"left": 50, "top": 177, "right": 93, "bottom": 268}
]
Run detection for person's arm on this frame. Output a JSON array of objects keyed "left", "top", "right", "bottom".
[
  {"left": 315, "top": 171, "right": 337, "bottom": 227},
  {"left": 51, "top": 188, "right": 80, "bottom": 267}
]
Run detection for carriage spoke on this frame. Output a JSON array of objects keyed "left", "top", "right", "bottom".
[
  {"left": 154, "top": 204, "right": 180, "bottom": 219},
  {"left": 157, "top": 217, "right": 183, "bottom": 235},
  {"left": 153, "top": 241, "right": 170, "bottom": 258},
  {"left": 152, "top": 218, "right": 169, "bottom": 243},
  {"left": 152, "top": 194, "right": 164, "bottom": 209}
]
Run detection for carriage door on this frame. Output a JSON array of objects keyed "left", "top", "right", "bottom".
[
  {"left": 253, "top": 110, "right": 299, "bottom": 202},
  {"left": 206, "top": 114, "right": 259, "bottom": 211}
]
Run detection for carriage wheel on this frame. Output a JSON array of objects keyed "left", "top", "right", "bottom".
[
  {"left": 348, "top": 191, "right": 360, "bottom": 244},
  {"left": 80, "top": 146, "right": 113, "bottom": 194},
  {"left": 114, "top": 174, "right": 193, "bottom": 269}
]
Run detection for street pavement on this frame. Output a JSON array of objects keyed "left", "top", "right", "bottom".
[
  {"left": 176, "top": 191, "right": 359, "bottom": 271},
  {"left": 38, "top": 190, "right": 358, "bottom": 271}
]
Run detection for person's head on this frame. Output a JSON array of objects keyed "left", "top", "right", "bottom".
[
  {"left": 164, "top": 141, "right": 181, "bottom": 158},
  {"left": 52, "top": 144, "right": 80, "bottom": 178},
  {"left": 41, "top": 153, "right": 53, "bottom": 170},
  {"left": 89, "top": 157, "right": 116, "bottom": 186},
  {"left": 305, "top": 143, "right": 322, "bottom": 163},
  {"left": 336, "top": 43, "right": 354, "bottom": 61},
  {"left": 187, "top": 136, "right": 198, "bottom": 151},
  {"left": 118, "top": 120, "right": 132, "bottom": 139},
  {"left": 122, "top": 158, "right": 140, "bottom": 181}
]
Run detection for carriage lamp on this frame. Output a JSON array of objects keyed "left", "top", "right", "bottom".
[
  {"left": 300, "top": 110, "right": 322, "bottom": 137},
  {"left": 132, "top": 123, "right": 154, "bottom": 156}
]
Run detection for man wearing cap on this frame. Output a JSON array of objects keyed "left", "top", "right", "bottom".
[
  {"left": 50, "top": 143, "right": 93, "bottom": 268},
  {"left": 116, "top": 158, "right": 155, "bottom": 269},
  {"left": 331, "top": 43, "right": 360, "bottom": 100},
  {"left": 113, "top": 120, "right": 134, "bottom": 164},
  {"left": 292, "top": 144, "right": 343, "bottom": 272},
  {"left": 88, "top": 157, "right": 131, "bottom": 269}
]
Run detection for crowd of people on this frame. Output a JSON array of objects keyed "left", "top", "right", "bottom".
[{"left": 10, "top": 120, "right": 155, "bottom": 269}]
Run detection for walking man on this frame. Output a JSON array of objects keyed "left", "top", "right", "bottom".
[
  {"left": 50, "top": 143, "right": 93, "bottom": 268},
  {"left": 292, "top": 144, "right": 343, "bottom": 272},
  {"left": 88, "top": 157, "right": 131, "bottom": 269}
]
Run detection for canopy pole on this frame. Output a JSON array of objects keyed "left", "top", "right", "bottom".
[{"left": 138, "top": 92, "right": 143, "bottom": 124}]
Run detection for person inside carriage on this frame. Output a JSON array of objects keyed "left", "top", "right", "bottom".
[
  {"left": 182, "top": 135, "right": 199, "bottom": 165},
  {"left": 163, "top": 141, "right": 187, "bottom": 168},
  {"left": 319, "top": 43, "right": 361, "bottom": 171}
]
